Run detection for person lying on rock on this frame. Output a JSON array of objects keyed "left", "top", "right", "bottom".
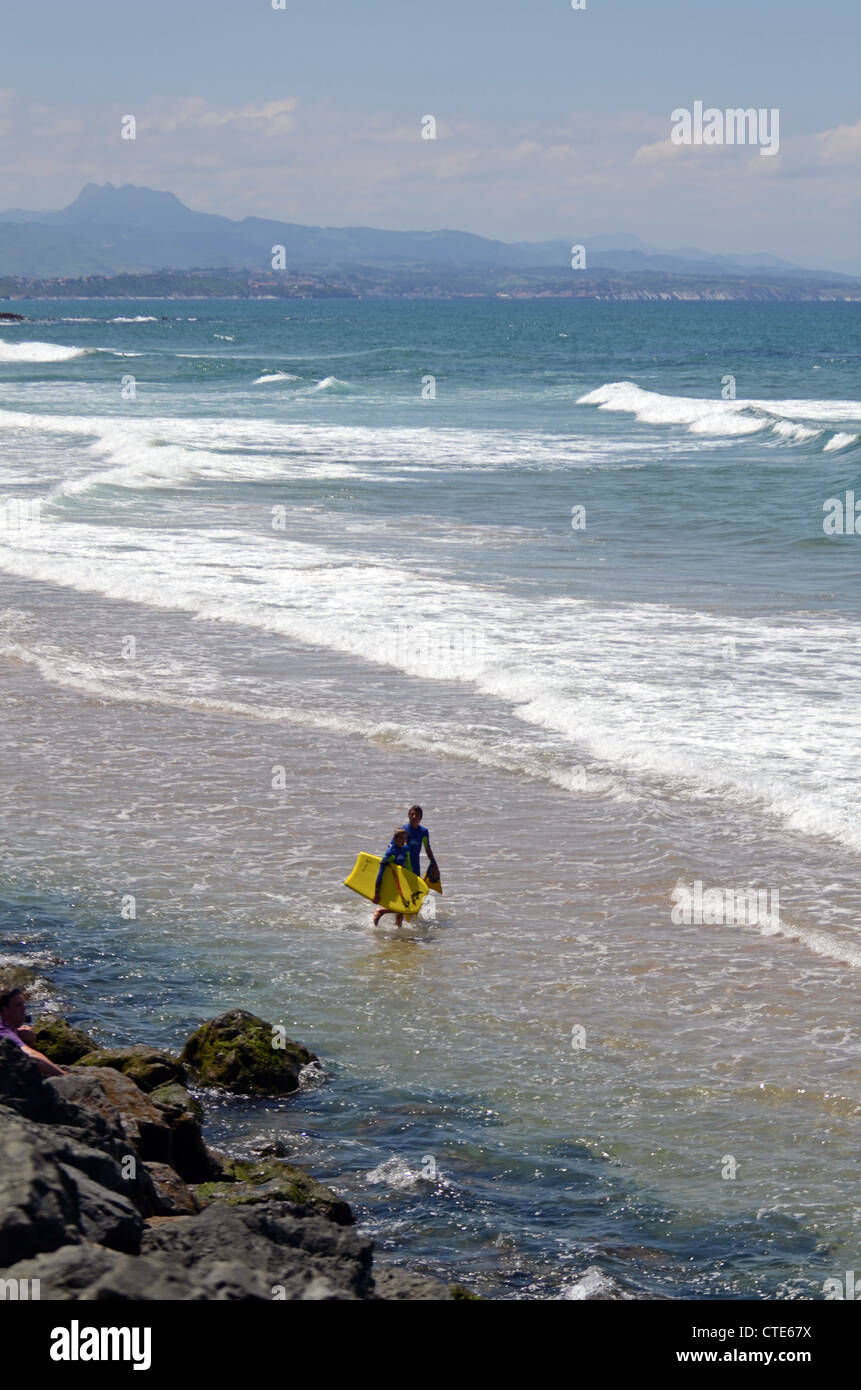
[{"left": 0, "top": 987, "right": 65, "bottom": 1076}]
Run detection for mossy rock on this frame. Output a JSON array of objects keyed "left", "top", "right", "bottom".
[
  {"left": 30, "top": 1016, "right": 97, "bottom": 1064},
  {"left": 180, "top": 1010, "right": 317, "bottom": 1096},
  {"left": 150, "top": 1080, "right": 204, "bottom": 1122},
  {"left": 75, "top": 1046, "right": 187, "bottom": 1092},
  {"left": 193, "top": 1157, "right": 352, "bottom": 1226},
  {"left": 450, "top": 1284, "right": 482, "bottom": 1300}
]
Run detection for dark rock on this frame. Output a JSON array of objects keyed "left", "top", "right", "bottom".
[
  {"left": 0, "top": 312, "right": 24, "bottom": 322},
  {"left": 0, "top": 1107, "right": 82, "bottom": 1264},
  {"left": 0, "top": 1100, "right": 157, "bottom": 1264},
  {"left": 48, "top": 1068, "right": 174, "bottom": 1166},
  {"left": 75, "top": 1046, "right": 187, "bottom": 1092},
  {"left": 143, "top": 1163, "right": 200, "bottom": 1216},
  {"left": 256, "top": 1139, "right": 288, "bottom": 1158},
  {"left": 150, "top": 1080, "right": 203, "bottom": 1122},
  {"left": 0, "top": 1039, "right": 71, "bottom": 1124},
  {"left": 4, "top": 1242, "right": 263, "bottom": 1300},
  {"left": 57, "top": 1164, "right": 142, "bottom": 1254},
  {"left": 372, "top": 1266, "right": 463, "bottom": 1300},
  {"left": 181, "top": 1010, "right": 316, "bottom": 1096},
  {"left": 150, "top": 1092, "right": 219, "bottom": 1184},
  {"left": 1, "top": 1044, "right": 160, "bottom": 1219},
  {"left": 143, "top": 1200, "right": 373, "bottom": 1299},
  {"left": 193, "top": 1158, "right": 353, "bottom": 1226},
  {"left": 51, "top": 1064, "right": 217, "bottom": 1184},
  {"left": 31, "top": 1017, "right": 97, "bottom": 1065}
]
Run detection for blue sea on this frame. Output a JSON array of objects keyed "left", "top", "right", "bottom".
[{"left": 1, "top": 298, "right": 859, "bottom": 1299}]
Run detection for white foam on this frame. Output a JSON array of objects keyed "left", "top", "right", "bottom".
[
  {"left": 0, "top": 409, "right": 696, "bottom": 498},
  {"left": 253, "top": 372, "right": 299, "bottom": 385},
  {"left": 2, "top": 508, "right": 860, "bottom": 866},
  {"left": 579, "top": 381, "right": 861, "bottom": 447},
  {"left": 771, "top": 420, "right": 822, "bottom": 443},
  {"left": 560, "top": 1267, "right": 633, "bottom": 1300},
  {"left": 365, "top": 1156, "right": 449, "bottom": 1190},
  {"left": 110, "top": 316, "right": 158, "bottom": 323},
  {"left": 0, "top": 341, "right": 87, "bottom": 363},
  {"left": 824, "top": 432, "right": 859, "bottom": 452}
]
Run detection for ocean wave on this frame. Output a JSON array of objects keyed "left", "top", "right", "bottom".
[
  {"left": 0, "top": 409, "right": 698, "bottom": 498},
  {"left": 253, "top": 372, "right": 299, "bottom": 385},
  {"left": 771, "top": 420, "right": 822, "bottom": 444},
  {"left": 823, "top": 432, "right": 860, "bottom": 452},
  {"left": 110, "top": 316, "right": 159, "bottom": 323},
  {"left": 578, "top": 381, "right": 861, "bottom": 450},
  {"left": 1, "top": 523, "right": 860, "bottom": 868},
  {"left": 0, "top": 341, "right": 88, "bottom": 363},
  {"left": 313, "top": 376, "right": 351, "bottom": 392}
]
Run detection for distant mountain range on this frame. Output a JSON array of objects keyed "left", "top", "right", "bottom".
[{"left": 0, "top": 183, "right": 857, "bottom": 287}]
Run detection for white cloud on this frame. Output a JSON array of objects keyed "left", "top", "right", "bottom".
[{"left": 817, "top": 118, "right": 861, "bottom": 166}]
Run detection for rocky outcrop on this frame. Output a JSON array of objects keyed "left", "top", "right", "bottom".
[
  {"left": 181, "top": 1010, "right": 317, "bottom": 1095},
  {"left": 75, "top": 1045, "right": 187, "bottom": 1092},
  {"left": 0, "top": 1037, "right": 473, "bottom": 1299},
  {"left": 0, "top": 312, "right": 24, "bottom": 322},
  {"left": 143, "top": 1201, "right": 374, "bottom": 1300},
  {"left": 0, "top": 1105, "right": 145, "bottom": 1264},
  {"left": 150, "top": 1080, "right": 203, "bottom": 1121},
  {"left": 31, "top": 1017, "right": 96, "bottom": 1065},
  {"left": 193, "top": 1158, "right": 353, "bottom": 1227}
]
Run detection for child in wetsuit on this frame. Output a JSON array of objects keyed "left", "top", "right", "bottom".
[
  {"left": 373, "top": 828, "right": 410, "bottom": 927},
  {"left": 403, "top": 804, "right": 440, "bottom": 883}
]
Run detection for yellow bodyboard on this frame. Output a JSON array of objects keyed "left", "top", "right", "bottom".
[
  {"left": 424, "top": 871, "right": 442, "bottom": 895},
  {"left": 344, "top": 853, "right": 430, "bottom": 915}
]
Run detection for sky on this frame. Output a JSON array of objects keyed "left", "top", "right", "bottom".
[{"left": 2, "top": 0, "right": 860, "bottom": 271}]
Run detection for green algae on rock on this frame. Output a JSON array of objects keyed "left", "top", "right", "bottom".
[
  {"left": 180, "top": 1010, "right": 317, "bottom": 1095},
  {"left": 31, "top": 1017, "right": 97, "bottom": 1065},
  {"left": 149, "top": 1080, "right": 204, "bottom": 1122},
  {"left": 75, "top": 1046, "right": 187, "bottom": 1093},
  {"left": 194, "top": 1157, "right": 353, "bottom": 1227}
]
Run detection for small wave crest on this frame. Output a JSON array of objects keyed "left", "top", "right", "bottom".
[
  {"left": 365, "top": 1155, "right": 451, "bottom": 1192},
  {"left": 824, "top": 432, "right": 860, "bottom": 452},
  {"left": 578, "top": 381, "right": 861, "bottom": 451},
  {"left": 313, "top": 376, "right": 351, "bottom": 392},
  {"left": 0, "top": 341, "right": 87, "bottom": 363},
  {"left": 559, "top": 1266, "right": 637, "bottom": 1300}
]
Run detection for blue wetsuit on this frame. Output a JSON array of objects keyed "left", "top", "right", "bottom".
[
  {"left": 375, "top": 840, "right": 409, "bottom": 897},
  {"left": 403, "top": 822, "right": 436, "bottom": 876}
]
